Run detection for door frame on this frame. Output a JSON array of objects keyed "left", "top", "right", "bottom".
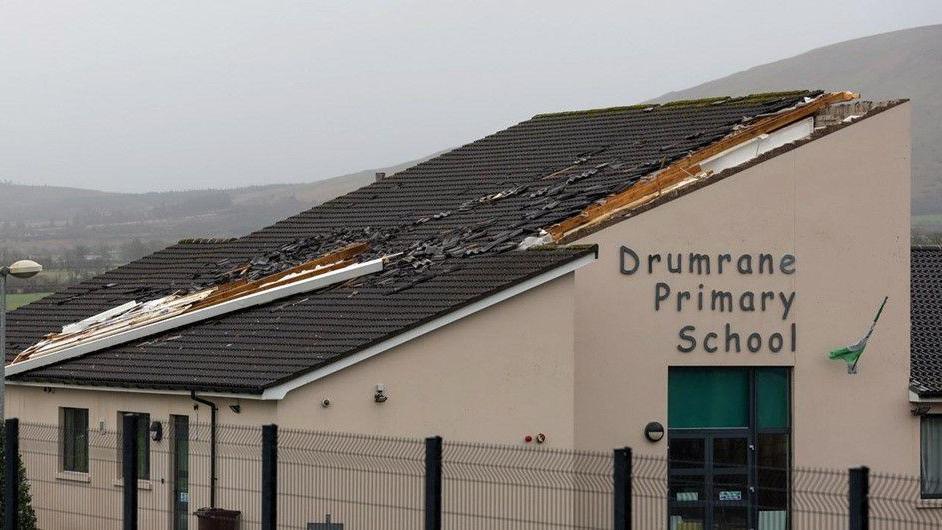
[{"left": 169, "top": 415, "right": 190, "bottom": 530}]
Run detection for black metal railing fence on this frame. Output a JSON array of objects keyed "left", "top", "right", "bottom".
[{"left": 5, "top": 418, "right": 942, "bottom": 530}]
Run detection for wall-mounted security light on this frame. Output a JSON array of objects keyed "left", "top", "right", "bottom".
[
  {"left": 150, "top": 421, "right": 163, "bottom": 442},
  {"left": 912, "top": 404, "right": 931, "bottom": 416},
  {"left": 229, "top": 403, "right": 241, "bottom": 414},
  {"left": 644, "top": 421, "right": 665, "bottom": 442},
  {"left": 374, "top": 384, "right": 388, "bottom": 403}
]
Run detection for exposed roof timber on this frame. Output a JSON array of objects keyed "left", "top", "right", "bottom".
[
  {"left": 193, "top": 242, "right": 369, "bottom": 309},
  {"left": 7, "top": 256, "right": 384, "bottom": 376},
  {"left": 546, "top": 91, "right": 858, "bottom": 241},
  {"left": 13, "top": 242, "right": 371, "bottom": 364},
  {"left": 14, "top": 290, "right": 214, "bottom": 362}
]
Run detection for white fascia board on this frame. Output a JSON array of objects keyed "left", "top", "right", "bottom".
[
  {"left": 260, "top": 251, "right": 596, "bottom": 400},
  {"left": 701, "top": 117, "right": 814, "bottom": 175},
  {"left": 6, "top": 258, "right": 384, "bottom": 377},
  {"left": 6, "top": 381, "right": 265, "bottom": 400}
]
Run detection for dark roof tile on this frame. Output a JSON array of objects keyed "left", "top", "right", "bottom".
[{"left": 911, "top": 246, "right": 942, "bottom": 396}]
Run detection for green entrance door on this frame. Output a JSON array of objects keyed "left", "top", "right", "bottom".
[{"left": 668, "top": 368, "right": 789, "bottom": 530}]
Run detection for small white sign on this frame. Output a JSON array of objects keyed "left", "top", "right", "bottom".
[{"left": 719, "top": 490, "right": 742, "bottom": 501}]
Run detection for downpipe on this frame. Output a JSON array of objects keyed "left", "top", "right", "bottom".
[{"left": 190, "top": 391, "right": 218, "bottom": 508}]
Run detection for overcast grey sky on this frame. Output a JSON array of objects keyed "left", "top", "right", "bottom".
[{"left": 2, "top": 1, "right": 941, "bottom": 193}]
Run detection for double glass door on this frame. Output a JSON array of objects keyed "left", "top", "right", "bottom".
[{"left": 669, "top": 431, "right": 752, "bottom": 530}]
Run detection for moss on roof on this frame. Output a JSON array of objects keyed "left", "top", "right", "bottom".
[
  {"left": 177, "top": 237, "right": 239, "bottom": 245},
  {"left": 533, "top": 90, "right": 820, "bottom": 119}
]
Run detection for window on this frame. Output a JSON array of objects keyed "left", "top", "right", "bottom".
[
  {"left": 60, "top": 407, "right": 89, "bottom": 473},
  {"left": 118, "top": 412, "right": 151, "bottom": 480},
  {"left": 922, "top": 415, "right": 942, "bottom": 498},
  {"left": 668, "top": 368, "right": 750, "bottom": 428}
]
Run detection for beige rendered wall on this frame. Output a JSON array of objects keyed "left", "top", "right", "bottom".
[
  {"left": 275, "top": 272, "right": 577, "bottom": 446},
  {"left": 571, "top": 104, "right": 913, "bottom": 474},
  {"left": 271, "top": 273, "right": 580, "bottom": 529}
]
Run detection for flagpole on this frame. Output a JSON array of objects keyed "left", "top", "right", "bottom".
[{"left": 850, "top": 296, "right": 889, "bottom": 374}]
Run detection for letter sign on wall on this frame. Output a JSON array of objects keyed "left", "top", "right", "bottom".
[{"left": 619, "top": 246, "right": 797, "bottom": 355}]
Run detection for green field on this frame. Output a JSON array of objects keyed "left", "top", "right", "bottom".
[
  {"left": 913, "top": 214, "right": 942, "bottom": 228},
  {"left": 5, "top": 292, "right": 51, "bottom": 310}
]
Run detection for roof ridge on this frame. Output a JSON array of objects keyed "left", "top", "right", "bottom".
[{"left": 532, "top": 90, "right": 819, "bottom": 119}]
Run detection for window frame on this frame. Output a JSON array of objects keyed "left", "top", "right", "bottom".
[
  {"left": 920, "top": 414, "right": 942, "bottom": 499},
  {"left": 117, "top": 411, "right": 152, "bottom": 480},
  {"left": 59, "top": 407, "right": 89, "bottom": 474}
]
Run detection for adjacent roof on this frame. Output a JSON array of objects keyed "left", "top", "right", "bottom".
[
  {"left": 6, "top": 90, "right": 849, "bottom": 395},
  {"left": 911, "top": 246, "right": 942, "bottom": 397}
]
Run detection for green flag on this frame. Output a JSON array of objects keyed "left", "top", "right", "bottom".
[{"left": 828, "top": 296, "right": 888, "bottom": 373}]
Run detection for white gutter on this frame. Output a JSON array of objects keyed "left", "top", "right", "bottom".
[
  {"left": 6, "top": 258, "right": 384, "bottom": 377},
  {"left": 260, "top": 251, "right": 596, "bottom": 399},
  {"left": 910, "top": 390, "right": 942, "bottom": 404},
  {"left": 9, "top": 251, "right": 596, "bottom": 400}
]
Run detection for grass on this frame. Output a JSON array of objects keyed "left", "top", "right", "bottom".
[
  {"left": 5, "top": 292, "right": 51, "bottom": 310},
  {"left": 913, "top": 214, "right": 942, "bottom": 227}
]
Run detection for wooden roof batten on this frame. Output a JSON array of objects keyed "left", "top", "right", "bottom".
[
  {"left": 546, "top": 91, "right": 859, "bottom": 241},
  {"left": 9, "top": 243, "right": 378, "bottom": 370}
]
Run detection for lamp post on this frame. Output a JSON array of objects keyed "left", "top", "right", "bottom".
[{"left": 1, "top": 260, "right": 43, "bottom": 424}]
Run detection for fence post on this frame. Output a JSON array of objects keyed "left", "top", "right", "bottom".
[
  {"left": 614, "top": 447, "right": 632, "bottom": 530},
  {"left": 425, "top": 436, "right": 443, "bottom": 530},
  {"left": 262, "top": 424, "right": 278, "bottom": 530},
  {"left": 849, "top": 466, "right": 869, "bottom": 530},
  {"left": 4, "top": 418, "right": 19, "bottom": 530},
  {"left": 122, "top": 414, "right": 139, "bottom": 530}
]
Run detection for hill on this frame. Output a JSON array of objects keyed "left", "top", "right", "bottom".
[
  {"left": 0, "top": 153, "right": 440, "bottom": 292},
  {"left": 651, "top": 24, "right": 942, "bottom": 215},
  {"left": 0, "top": 153, "right": 439, "bottom": 246}
]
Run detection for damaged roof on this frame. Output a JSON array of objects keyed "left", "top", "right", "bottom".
[
  {"left": 911, "top": 246, "right": 942, "bottom": 397},
  {"left": 9, "top": 248, "right": 595, "bottom": 394},
  {"left": 5, "top": 90, "right": 870, "bottom": 395}
]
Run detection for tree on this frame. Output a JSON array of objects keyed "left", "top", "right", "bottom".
[
  {"left": 120, "top": 238, "right": 150, "bottom": 263},
  {"left": 0, "top": 428, "right": 38, "bottom": 529}
]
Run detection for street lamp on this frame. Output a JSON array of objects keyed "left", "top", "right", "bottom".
[{"left": 1, "top": 260, "right": 43, "bottom": 423}]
